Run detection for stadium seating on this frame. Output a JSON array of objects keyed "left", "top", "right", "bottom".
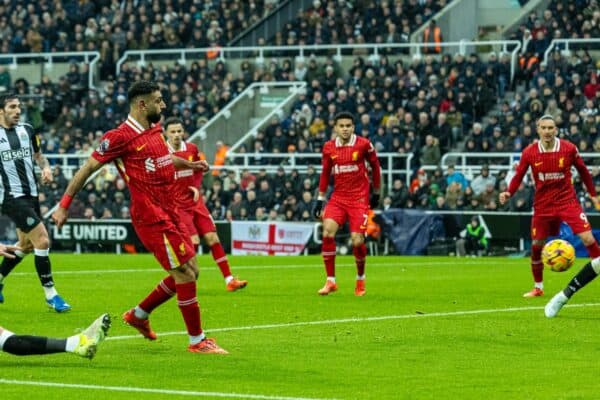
[{"left": 1, "top": 1, "right": 599, "bottom": 220}]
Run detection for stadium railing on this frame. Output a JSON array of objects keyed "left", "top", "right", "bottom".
[
  {"left": 0, "top": 51, "right": 101, "bottom": 90},
  {"left": 186, "top": 81, "right": 307, "bottom": 160},
  {"left": 115, "top": 40, "right": 522, "bottom": 82},
  {"left": 46, "top": 151, "right": 600, "bottom": 184},
  {"left": 45, "top": 152, "right": 415, "bottom": 189},
  {"left": 543, "top": 38, "right": 600, "bottom": 65}
]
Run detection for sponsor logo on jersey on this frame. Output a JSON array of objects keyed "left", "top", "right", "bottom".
[
  {"left": 144, "top": 155, "right": 172, "bottom": 173},
  {"left": 175, "top": 169, "right": 194, "bottom": 178},
  {"left": 96, "top": 139, "right": 110, "bottom": 155},
  {"left": 538, "top": 172, "right": 565, "bottom": 181},
  {"left": 156, "top": 154, "right": 172, "bottom": 168},
  {"left": 145, "top": 157, "right": 156, "bottom": 172},
  {"left": 1, "top": 146, "right": 31, "bottom": 161},
  {"left": 333, "top": 164, "right": 359, "bottom": 174}
]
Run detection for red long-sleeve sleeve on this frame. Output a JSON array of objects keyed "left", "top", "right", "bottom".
[
  {"left": 319, "top": 151, "right": 333, "bottom": 194},
  {"left": 367, "top": 148, "right": 381, "bottom": 191},
  {"left": 574, "top": 153, "right": 597, "bottom": 197},
  {"left": 508, "top": 154, "right": 530, "bottom": 195}
]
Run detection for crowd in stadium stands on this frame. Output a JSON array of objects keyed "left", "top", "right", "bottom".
[
  {"left": 271, "top": 0, "right": 451, "bottom": 49},
  {"left": 0, "top": 0, "right": 279, "bottom": 79},
  {"left": 2, "top": 0, "right": 600, "bottom": 221}
]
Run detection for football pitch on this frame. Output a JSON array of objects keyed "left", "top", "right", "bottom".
[{"left": 1, "top": 254, "right": 599, "bottom": 400}]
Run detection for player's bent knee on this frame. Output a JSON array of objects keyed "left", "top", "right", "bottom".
[{"left": 204, "top": 233, "right": 219, "bottom": 246}]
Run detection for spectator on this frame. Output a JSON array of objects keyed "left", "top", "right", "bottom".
[{"left": 470, "top": 164, "right": 497, "bottom": 196}]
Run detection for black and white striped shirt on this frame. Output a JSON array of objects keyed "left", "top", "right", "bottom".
[{"left": 0, "top": 123, "right": 40, "bottom": 201}]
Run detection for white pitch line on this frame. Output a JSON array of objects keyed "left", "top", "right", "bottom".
[
  {"left": 10, "top": 260, "right": 480, "bottom": 276},
  {"left": 106, "top": 303, "right": 600, "bottom": 341},
  {"left": 0, "top": 379, "right": 336, "bottom": 400}
]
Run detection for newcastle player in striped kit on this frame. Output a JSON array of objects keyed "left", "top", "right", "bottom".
[{"left": 0, "top": 93, "right": 71, "bottom": 312}]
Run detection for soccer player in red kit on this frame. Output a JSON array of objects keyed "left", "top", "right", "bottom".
[
  {"left": 500, "top": 115, "right": 600, "bottom": 298},
  {"left": 163, "top": 117, "right": 247, "bottom": 291},
  {"left": 52, "top": 81, "right": 227, "bottom": 354},
  {"left": 312, "top": 111, "right": 381, "bottom": 296}
]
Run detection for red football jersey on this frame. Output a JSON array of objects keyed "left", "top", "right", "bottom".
[
  {"left": 92, "top": 116, "right": 177, "bottom": 224},
  {"left": 508, "top": 138, "right": 596, "bottom": 215},
  {"left": 169, "top": 141, "right": 204, "bottom": 208},
  {"left": 319, "top": 134, "right": 381, "bottom": 203}
]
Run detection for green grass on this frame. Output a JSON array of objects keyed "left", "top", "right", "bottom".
[{"left": 1, "top": 254, "right": 599, "bottom": 399}]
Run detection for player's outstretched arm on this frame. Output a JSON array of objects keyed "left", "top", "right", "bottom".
[
  {"left": 52, "top": 157, "right": 104, "bottom": 228},
  {"left": 172, "top": 155, "right": 210, "bottom": 172}
]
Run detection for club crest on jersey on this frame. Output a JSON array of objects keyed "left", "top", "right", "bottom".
[
  {"left": 19, "top": 132, "right": 28, "bottom": 141},
  {"left": 96, "top": 139, "right": 110, "bottom": 155},
  {"left": 559, "top": 157, "right": 564, "bottom": 168},
  {"left": 352, "top": 151, "right": 358, "bottom": 161}
]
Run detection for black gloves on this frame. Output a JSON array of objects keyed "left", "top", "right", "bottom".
[
  {"left": 369, "top": 193, "right": 380, "bottom": 209},
  {"left": 312, "top": 199, "right": 324, "bottom": 219}
]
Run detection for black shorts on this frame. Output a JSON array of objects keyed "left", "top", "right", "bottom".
[{"left": 1, "top": 196, "right": 42, "bottom": 233}]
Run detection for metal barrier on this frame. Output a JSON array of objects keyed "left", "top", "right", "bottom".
[
  {"left": 0, "top": 51, "right": 101, "bottom": 90},
  {"left": 116, "top": 40, "right": 521, "bottom": 81},
  {"left": 543, "top": 38, "right": 600, "bottom": 65}
]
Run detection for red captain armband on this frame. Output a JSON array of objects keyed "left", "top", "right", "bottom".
[{"left": 59, "top": 194, "right": 73, "bottom": 209}]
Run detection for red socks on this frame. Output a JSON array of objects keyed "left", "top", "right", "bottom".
[
  {"left": 353, "top": 243, "right": 367, "bottom": 276},
  {"left": 322, "top": 237, "right": 336, "bottom": 277},
  {"left": 176, "top": 281, "right": 202, "bottom": 336},
  {"left": 531, "top": 244, "right": 543, "bottom": 283},
  {"left": 138, "top": 276, "right": 176, "bottom": 314},
  {"left": 585, "top": 242, "right": 600, "bottom": 259},
  {"left": 211, "top": 243, "right": 232, "bottom": 278}
]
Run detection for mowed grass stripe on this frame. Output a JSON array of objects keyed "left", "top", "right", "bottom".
[{"left": 106, "top": 302, "right": 600, "bottom": 341}]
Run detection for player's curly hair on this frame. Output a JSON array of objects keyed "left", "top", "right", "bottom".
[
  {"left": 333, "top": 111, "right": 355, "bottom": 124},
  {"left": 127, "top": 81, "right": 160, "bottom": 104}
]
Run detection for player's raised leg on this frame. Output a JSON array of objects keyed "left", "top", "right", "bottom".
[
  {"left": 123, "top": 275, "right": 176, "bottom": 340},
  {"left": 0, "top": 314, "right": 110, "bottom": 358},
  {"left": 204, "top": 232, "right": 247, "bottom": 292},
  {"left": 545, "top": 257, "right": 600, "bottom": 317}
]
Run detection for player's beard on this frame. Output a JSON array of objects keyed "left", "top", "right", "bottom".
[{"left": 147, "top": 111, "right": 162, "bottom": 124}]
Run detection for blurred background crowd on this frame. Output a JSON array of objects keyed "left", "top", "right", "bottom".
[{"left": 1, "top": 0, "right": 599, "bottom": 222}]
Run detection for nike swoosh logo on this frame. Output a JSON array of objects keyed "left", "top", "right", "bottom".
[
  {"left": 136, "top": 144, "right": 147, "bottom": 152},
  {"left": 534, "top": 162, "right": 543, "bottom": 166}
]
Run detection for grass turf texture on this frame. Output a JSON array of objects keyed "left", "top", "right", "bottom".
[{"left": 0, "top": 254, "right": 598, "bottom": 400}]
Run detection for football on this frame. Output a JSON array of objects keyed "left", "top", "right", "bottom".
[{"left": 541, "top": 239, "right": 576, "bottom": 272}]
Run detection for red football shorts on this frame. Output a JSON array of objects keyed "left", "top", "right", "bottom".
[
  {"left": 180, "top": 202, "right": 216, "bottom": 237},
  {"left": 134, "top": 217, "right": 195, "bottom": 271},
  {"left": 323, "top": 197, "right": 369, "bottom": 234},
  {"left": 531, "top": 203, "right": 591, "bottom": 240}
]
